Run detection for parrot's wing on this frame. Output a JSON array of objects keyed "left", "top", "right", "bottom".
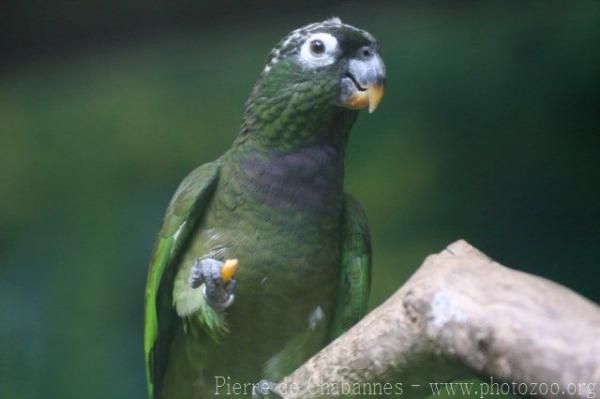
[
  {"left": 144, "top": 160, "right": 220, "bottom": 399},
  {"left": 329, "top": 194, "right": 372, "bottom": 339}
]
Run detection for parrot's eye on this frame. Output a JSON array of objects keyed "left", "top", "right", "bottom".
[
  {"left": 309, "top": 40, "right": 325, "bottom": 56},
  {"left": 299, "top": 32, "right": 339, "bottom": 67}
]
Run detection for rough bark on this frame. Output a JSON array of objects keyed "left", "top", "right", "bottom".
[{"left": 274, "top": 240, "right": 600, "bottom": 399}]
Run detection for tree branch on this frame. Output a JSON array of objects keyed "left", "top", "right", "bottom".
[{"left": 274, "top": 240, "right": 600, "bottom": 399}]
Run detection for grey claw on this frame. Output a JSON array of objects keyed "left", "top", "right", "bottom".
[
  {"left": 189, "top": 258, "right": 236, "bottom": 310},
  {"left": 253, "top": 380, "right": 281, "bottom": 399},
  {"left": 226, "top": 279, "right": 237, "bottom": 296},
  {"left": 202, "top": 282, "right": 235, "bottom": 310},
  {"left": 189, "top": 259, "right": 205, "bottom": 288}
]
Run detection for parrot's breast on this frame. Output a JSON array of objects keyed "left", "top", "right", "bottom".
[{"left": 191, "top": 144, "right": 345, "bottom": 391}]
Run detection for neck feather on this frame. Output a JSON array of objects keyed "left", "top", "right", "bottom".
[
  {"left": 224, "top": 107, "right": 357, "bottom": 214},
  {"left": 234, "top": 80, "right": 358, "bottom": 153}
]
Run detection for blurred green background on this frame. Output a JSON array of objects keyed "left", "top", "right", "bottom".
[{"left": 1, "top": 1, "right": 599, "bottom": 398}]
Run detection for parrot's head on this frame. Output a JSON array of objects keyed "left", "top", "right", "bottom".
[{"left": 242, "top": 18, "right": 385, "bottom": 146}]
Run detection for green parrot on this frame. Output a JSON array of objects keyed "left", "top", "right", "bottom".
[{"left": 144, "top": 17, "right": 385, "bottom": 398}]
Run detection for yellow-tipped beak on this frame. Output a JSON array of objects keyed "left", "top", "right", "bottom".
[
  {"left": 367, "top": 84, "right": 384, "bottom": 113},
  {"left": 221, "top": 259, "right": 239, "bottom": 283},
  {"left": 344, "top": 84, "right": 385, "bottom": 113},
  {"left": 343, "top": 53, "right": 385, "bottom": 113}
]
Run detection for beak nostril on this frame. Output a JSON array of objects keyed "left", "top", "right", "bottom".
[{"left": 360, "top": 47, "right": 373, "bottom": 59}]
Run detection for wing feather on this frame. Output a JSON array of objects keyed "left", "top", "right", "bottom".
[
  {"left": 144, "top": 161, "right": 220, "bottom": 398},
  {"left": 330, "top": 194, "right": 372, "bottom": 339}
]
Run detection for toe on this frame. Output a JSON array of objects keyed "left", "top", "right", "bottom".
[{"left": 189, "top": 259, "right": 204, "bottom": 288}]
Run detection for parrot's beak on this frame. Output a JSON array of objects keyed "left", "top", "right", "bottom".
[
  {"left": 340, "top": 53, "right": 385, "bottom": 113},
  {"left": 343, "top": 82, "right": 385, "bottom": 113}
]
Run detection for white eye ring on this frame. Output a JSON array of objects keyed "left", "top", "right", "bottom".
[{"left": 299, "top": 33, "right": 339, "bottom": 67}]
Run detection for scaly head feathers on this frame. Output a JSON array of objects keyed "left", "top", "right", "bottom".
[{"left": 240, "top": 18, "right": 385, "bottom": 150}]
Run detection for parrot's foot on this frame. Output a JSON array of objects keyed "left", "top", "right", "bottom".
[
  {"left": 189, "top": 258, "right": 238, "bottom": 310},
  {"left": 253, "top": 380, "right": 282, "bottom": 399}
]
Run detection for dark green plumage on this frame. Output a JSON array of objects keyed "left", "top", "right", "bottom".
[{"left": 145, "top": 18, "right": 383, "bottom": 398}]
